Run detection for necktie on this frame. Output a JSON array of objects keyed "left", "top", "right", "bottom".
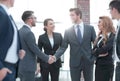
[{"left": 77, "top": 25, "right": 82, "bottom": 43}]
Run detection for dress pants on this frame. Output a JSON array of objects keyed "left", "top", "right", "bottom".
[
  {"left": 2, "top": 62, "right": 17, "bottom": 81},
  {"left": 41, "top": 65, "right": 60, "bottom": 81},
  {"left": 95, "top": 63, "right": 114, "bottom": 81},
  {"left": 115, "top": 62, "right": 120, "bottom": 81},
  {"left": 70, "top": 61, "right": 94, "bottom": 81},
  {"left": 19, "top": 71, "right": 35, "bottom": 81}
]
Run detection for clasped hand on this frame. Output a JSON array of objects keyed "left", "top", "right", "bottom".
[{"left": 48, "top": 55, "right": 56, "bottom": 64}]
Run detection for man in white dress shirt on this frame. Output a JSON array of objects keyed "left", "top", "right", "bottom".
[
  {"left": 0, "top": 0, "right": 25, "bottom": 81},
  {"left": 109, "top": 1, "right": 120, "bottom": 81}
]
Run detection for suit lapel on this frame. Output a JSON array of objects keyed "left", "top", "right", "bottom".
[{"left": 70, "top": 26, "right": 81, "bottom": 44}]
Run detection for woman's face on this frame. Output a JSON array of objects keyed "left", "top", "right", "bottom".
[
  {"left": 45, "top": 20, "right": 55, "bottom": 32},
  {"left": 98, "top": 19, "right": 104, "bottom": 31}
]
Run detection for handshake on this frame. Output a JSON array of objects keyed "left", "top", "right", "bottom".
[{"left": 48, "top": 55, "right": 56, "bottom": 64}]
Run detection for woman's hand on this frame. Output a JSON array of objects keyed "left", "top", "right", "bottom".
[{"left": 98, "top": 53, "right": 108, "bottom": 57}]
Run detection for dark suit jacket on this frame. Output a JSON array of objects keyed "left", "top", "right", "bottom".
[
  {"left": 54, "top": 24, "right": 96, "bottom": 68},
  {"left": 93, "top": 33, "right": 115, "bottom": 65},
  {"left": 37, "top": 32, "right": 62, "bottom": 68},
  {"left": 18, "top": 25, "right": 49, "bottom": 72},
  {"left": 116, "top": 26, "right": 120, "bottom": 59},
  {"left": 0, "top": 6, "right": 20, "bottom": 69}
]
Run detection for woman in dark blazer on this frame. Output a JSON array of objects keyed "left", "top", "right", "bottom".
[
  {"left": 37, "top": 18, "right": 63, "bottom": 81},
  {"left": 93, "top": 16, "right": 115, "bottom": 81}
]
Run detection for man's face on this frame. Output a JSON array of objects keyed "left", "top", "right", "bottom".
[
  {"left": 31, "top": 16, "right": 37, "bottom": 27},
  {"left": 70, "top": 11, "right": 80, "bottom": 23},
  {"left": 109, "top": 7, "right": 117, "bottom": 19},
  {"left": 28, "top": 15, "right": 37, "bottom": 27}
]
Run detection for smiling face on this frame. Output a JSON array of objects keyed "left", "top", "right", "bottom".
[
  {"left": 70, "top": 11, "right": 80, "bottom": 24},
  {"left": 98, "top": 19, "right": 104, "bottom": 32},
  {"left": 45, "top": 20, "right": 55, "bottom": 32}
]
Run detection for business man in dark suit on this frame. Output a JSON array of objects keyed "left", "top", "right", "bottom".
[
  {"left": 0, "top": 0, "right": 25, "bottom": 81},
  {"left": 51, "top": 8, "right": 96, "bottom": 81},
  {"left": 18, "top": 11, "right": 53, "bottom": 81},
  {"left": 109, "top": 1, "right": 120, "bottom": 81},
  {"left": 37, "top": 18, "right": 62, "bottom": 81}
]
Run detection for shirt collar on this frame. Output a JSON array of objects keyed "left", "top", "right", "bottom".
[
  {"left": 0, "top": 4, "right": 10, "bottom": 15},
  {"left": 74, "top": 22, "right": 84, "bottom": 28},
  {"left": 24, "top": 24, "right": 32, "bottom": 30}
]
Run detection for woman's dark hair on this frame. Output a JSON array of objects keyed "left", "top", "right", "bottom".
[{"left": 43, "top": 18, "right": 53, "bottom": 32}]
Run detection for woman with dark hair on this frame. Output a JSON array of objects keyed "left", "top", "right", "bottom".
[
  {"left": 37, "top": 18, "right": 62, "bottom": 81},
  {"left": 93, "top": 16, "right": 115, "bottom": 81}
]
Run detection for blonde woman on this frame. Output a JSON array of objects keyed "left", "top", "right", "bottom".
[{"left": 93, "top": 16, "right": 115, "bottom": 81}]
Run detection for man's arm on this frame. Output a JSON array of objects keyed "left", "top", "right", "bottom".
[
  {"left": 54, "top": 30, "right": 69, "bottom": 60},
  {"left": 24, "top": 32, "right": 49, "bottom": 63},
  {"left": 91, "top": 26, "right": 96, "bottom": 43}
]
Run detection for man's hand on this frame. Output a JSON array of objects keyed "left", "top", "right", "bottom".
[
  {"left": 35, "top": 63, "right": 40, "bottom": 75},
  {"left": 0, "top": 68, "right": 12, "bottom": 80},
  {"left": 19, "top": 49, "right": 26, "bottom": 59},
  {"left": 48, "top": 55, "right": 56, "bottom": 64}
]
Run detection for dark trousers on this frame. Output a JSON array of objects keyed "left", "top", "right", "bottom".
[
  {"left": 19, "top": 71, "right": 35, "bottom": 81},
  {"left": 95, "top": 64, "right": 114, "bottom": 81},
  {"left": 41, "top": 66, "right": 60, "bottom": 81},
  {"left": 115, "top": 62, "right": 120, "bottom": 81},
  {"left": 70, "top": 64, "right": 93, "bottom": 81},
  {"left": 2, "top": 62, "right": 17, "bottom": 81}
]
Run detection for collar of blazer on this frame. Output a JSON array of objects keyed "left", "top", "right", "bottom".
[
  {"left": 71, "top": 24, "right": 87, "bottom": 44},
  {"left": 44, "top": 32, "right": 55, "bottom": 49}
]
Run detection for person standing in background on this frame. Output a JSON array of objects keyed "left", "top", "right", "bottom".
[
  {"left": 37, "top": 18, "right": 63, "bottom": 81},
  {"left": 0, "top": 0, "right": 25, "bottom": 81},
  {"left": 93, "top": 16, "right": 115, "bottom": 81},
  {"left": 109, "top": 1, "right": 120, "bottom": 81},
  {"left": 18, "top": 11, "right": 54, "bottom": 81},
  {"left": 51, "top": 8, "right": 96, "bottom": 81}
]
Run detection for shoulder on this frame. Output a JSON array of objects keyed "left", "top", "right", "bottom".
[
  {"left": 19, "top": 25, "right": 33, "bottom": 37},
  {"left": 0, "top": 7, "right": 8, "bottom": 22},
  {"left": 109, "top": 32, "right": 115, "bottom": 38},
  {"left": 54, "top": 32, "right": 62, "bottom": 36},
  {"left": 65, "top": 26, "right": 74, "bottom": 33},
  {"left": 38, "top": 33, "right": 46, "bottom": 41},
  {"left": 84, "top": 24, "right": 94, "bottom": 28}
]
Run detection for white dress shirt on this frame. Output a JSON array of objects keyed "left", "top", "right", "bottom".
[
  {"left": 0, "top": 4, "right": 19, "bottom": 64},
  {"left": 113, "top": 19, "right": 120, "bottom": 62},
  {"left": 74, "top": 22, "right": 84, "bottom": 38},
  {"left": 49, "top": 37, "right": 54, "bottom": 48}
]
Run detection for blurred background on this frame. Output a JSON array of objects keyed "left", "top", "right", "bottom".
[{"left": 11, "top": 0, "right": 118, "bottom": 81}]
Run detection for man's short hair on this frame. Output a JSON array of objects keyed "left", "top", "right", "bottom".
[
  {"left": 109, "top": 0, "right": 120, "bottom": 13},
  {"left": 22, "top": 11, "right": 34, "bottom": 22},
  {"left": 69, "top": 8, "right": 82, "bottom": 19}
]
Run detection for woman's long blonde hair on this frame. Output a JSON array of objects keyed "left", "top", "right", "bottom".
[{"left": 94, "top": 16, "right": 115, "bottom": 45}]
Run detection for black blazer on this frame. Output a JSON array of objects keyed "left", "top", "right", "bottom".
[
  {"left": 0, "top": 6, "right": 20, "bottom": 69},
  {"left": 116, "top": 27, "right": 120, "bottom": 59},
  {"left": 37, "top": 32, "right": 63, "bottom": 68},
  {"left": 93, "top": 33, "right": 115, "bottom": 65}
]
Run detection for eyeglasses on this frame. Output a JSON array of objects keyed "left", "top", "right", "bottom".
[{"left": 27, "top": 16, "right": 37, "bottom": 20}]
